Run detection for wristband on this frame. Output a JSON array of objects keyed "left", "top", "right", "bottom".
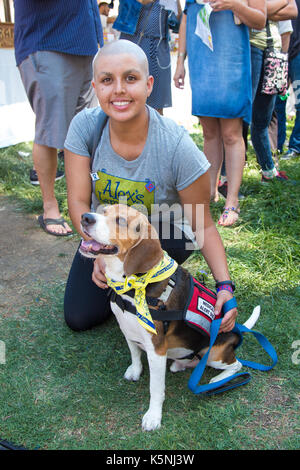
[
  {"left": 216, "top": 280, "right": 235, "bottom": 292},
  {"left": 216, "top": 284, "right": 234, "bottom": 294},
  {"left": 178, "top": 52, "right": 186, "bottom": 58}
]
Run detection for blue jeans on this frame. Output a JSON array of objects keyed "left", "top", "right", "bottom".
[
  {"left": 275, "top": 95, "right": 287, "bottom": 153},
  {"left": 288, "top": 52, "right": 300, "bottom": 152},
  {"left": 113, "top": 0, "right": 142, "bottom": 35},
  {"left": 250, "top": 46, "right": 276, "bottom": 171}
]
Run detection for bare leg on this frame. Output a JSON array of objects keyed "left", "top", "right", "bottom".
[
  {"left": 199, "top": 117, "right": 223, "bottom": 200},
  {"left": 218, "top": 118, "right": 244, "bottom": 226},
  {"left": 33, "top": 143, "right": 72, "bottom": 235}
]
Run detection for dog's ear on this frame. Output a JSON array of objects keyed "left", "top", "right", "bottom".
[{"left": 124, "top": 221, "right": 163, "bottom": 276}]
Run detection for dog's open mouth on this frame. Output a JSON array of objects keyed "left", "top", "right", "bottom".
[{"left": 80, "top": 239, "right": 118, "bottom": 255}]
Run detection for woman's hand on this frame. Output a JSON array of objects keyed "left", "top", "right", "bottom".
[
  {"left": 214, "top": 289, "right": 238, "bottom": 332},
  {"left": 173, "top": 62, "right": 186, "bottom": 89},
  {"left": 92, "top": 256, "right": 108, "bottom": 289},
  {"left": 204, "top": 0, "right": 236, "bottom": 11},
  {"left": 203, "top": 0, "right": 267, "bottom": 30}
]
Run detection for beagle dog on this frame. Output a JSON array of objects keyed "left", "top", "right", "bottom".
[{"left": 79, "top": 204, "right": 259, "bottom": 431}]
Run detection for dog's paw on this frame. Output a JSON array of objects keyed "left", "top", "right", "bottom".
[
  {"left": 124, "top": 364, "right": 142, "bottom": 381},
  {"left": 142, "top": 409, "right": 162, "bottom": 431},
  {"left": 170, "top": 360, "right": 186, "bottom": 373}
]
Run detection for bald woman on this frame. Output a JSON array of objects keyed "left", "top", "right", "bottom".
[{"left": 63, "top": 40, "right": 238, "bottom": 334}]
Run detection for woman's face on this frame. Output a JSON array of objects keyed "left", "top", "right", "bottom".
[{"left": 92, "top": 53, "right": 154, "bottom": 123}]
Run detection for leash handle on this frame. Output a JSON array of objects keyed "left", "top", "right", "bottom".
[
  {"left": 188, "top": 318, "right": 247, "bottom": 394},
  {"left": 222, "top": 296, "right": 238, "bottom": 314},
  {"left": 233, "top": 323, "right": 278, "bottom": 371},
  {"left": 188, "top": 298, "right": 278, "bottom": 395}
]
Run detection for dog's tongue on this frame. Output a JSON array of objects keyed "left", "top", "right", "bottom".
[{"left": 81, "top": 239, "right": 102, "bottom": 252}]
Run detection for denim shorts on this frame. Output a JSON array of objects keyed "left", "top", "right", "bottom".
[{"left": 18, "top": 50, "right": 97, "bottom": 149}]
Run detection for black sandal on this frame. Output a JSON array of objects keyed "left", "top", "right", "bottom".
[{"left": 38, "top": 215, "right": 73, "bottom": 237}]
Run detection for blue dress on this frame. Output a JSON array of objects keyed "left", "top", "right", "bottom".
[
  {"left": 120, "top": 0, "right": 172, "bottom": 109},
  {"left": 186, "top": 3, "right": 252, "bottom": 123}
]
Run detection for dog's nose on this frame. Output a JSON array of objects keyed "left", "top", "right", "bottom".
[{"left": 81, "top": 213, "right": 96, "bottom": 227}]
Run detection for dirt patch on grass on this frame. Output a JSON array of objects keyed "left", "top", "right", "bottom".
[
  {"left": 0, "top": 196, "right": 78, "bottom": 316},
  {"left": 242, "top": 377, "right": 299, "bottom": 448}
]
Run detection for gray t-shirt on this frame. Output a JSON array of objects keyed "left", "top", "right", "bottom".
[{"left": 65, "top": 106, "right": 210, "bottom": 243}]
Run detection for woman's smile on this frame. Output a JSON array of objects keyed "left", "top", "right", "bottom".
[{"left": 111, "top": 100, "right": 132, "bottom": 110}]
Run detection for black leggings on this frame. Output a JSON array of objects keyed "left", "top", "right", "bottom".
[{"left": 64, "top": 230, "right": 194, "bottom": 331}]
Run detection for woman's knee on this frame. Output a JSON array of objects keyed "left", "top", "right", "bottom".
[
  {"left": 221, "top": 119, "right": 243, "bottom": 147},
  {"left": 222, "top": 132, "right": 241, "bottom": 147},
  {"left": 64, "top": 305, "right": 111, "bottom": 332},
  {"left": 200, "top": 117, "right": 221, "bottom": 141},
  {"left": 64, "top": 308, "right": 87, "bottom": 331}
]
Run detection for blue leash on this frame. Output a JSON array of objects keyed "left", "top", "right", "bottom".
[{"left": 188, "top": 298, "right": 278, "bottom": 395}]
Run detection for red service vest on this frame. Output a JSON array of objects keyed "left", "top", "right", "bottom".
[{"left": 184, "top": 277, "right": 222, "bottom": 337}]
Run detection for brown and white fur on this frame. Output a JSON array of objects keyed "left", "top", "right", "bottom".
[{"left": 79, "top": 204, "right": 260, "bottom": 431}]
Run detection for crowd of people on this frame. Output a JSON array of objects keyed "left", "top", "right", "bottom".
[
  {"left": 12, "top": 0, "right": 299, "bottom": 332},
  {"left": 174, "top": 0, "right": 298, "bottom": 225}
]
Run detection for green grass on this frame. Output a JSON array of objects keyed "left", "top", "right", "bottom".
[
  {"left": 0, "top": 128, "right": 299, "bottom": 450},
  {"left": 0, "top": 144, "right": 70, "bottom": 221}
]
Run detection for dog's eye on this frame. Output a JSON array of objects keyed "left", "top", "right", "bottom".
[{"left": 116, "top": 216, "right": 127, "bottom": 226}]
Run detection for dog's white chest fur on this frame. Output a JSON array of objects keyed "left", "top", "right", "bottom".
[
  {"left": 111, "top": 295, "right": 154, "bottom": 349},
  {"left": 105, "top": 255, "right": 156, "bottom": 349},
  {"left": 104, "top": 256, "right": 125, "bottom": 282}
]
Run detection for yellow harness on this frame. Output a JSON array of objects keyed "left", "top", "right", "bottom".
[{"left": 106, "top": 252, "right": 178, "bottom": 334}]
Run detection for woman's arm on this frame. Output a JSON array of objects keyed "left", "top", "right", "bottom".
[
  {"left": 177, "top": 0, "right": 183, "bottom": 18},
  {"left": 173, "top": 12, "right": 187, "bottom": 89},
  {"left": 207, "top": 0, "right": 267, "bottom": 29},
  {"left": 267, "top": 0, "right": 289, "bottom": 15},
  {"left": 64, "top": 149, "right": 92, "bottom": 239},
  {"left": 281, "top": 31, "right": 291, "bottom": 52},
  {"left": 267, "top": 0, "right": 298, "bottom": 21},
  {"left": 65, "top": 148, "right": 109, "bottom": 289},
  {"left": 179, "top": 172, "right": 238, "bottom": 333}
]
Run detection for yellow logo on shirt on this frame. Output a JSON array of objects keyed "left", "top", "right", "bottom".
[{"left": 93, "top": 170, "right": 155, "bottom": 213}]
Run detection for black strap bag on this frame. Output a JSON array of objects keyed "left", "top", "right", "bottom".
[{"left": 261, "top": 21, "right": 288, "bottom": 96}]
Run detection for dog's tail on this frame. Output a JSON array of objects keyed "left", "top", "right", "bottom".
[{"left": 243, "top": 305, "right": 260, "bottom": 330}]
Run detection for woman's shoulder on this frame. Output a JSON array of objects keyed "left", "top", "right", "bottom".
[
  {"left": 71, "top": 106, "right": 104, "bottom": 128},
  {"left": 67, "top": 106, "right": 107, "bottom": 142},
  {"left": 148, "top": 106, "right": 187, "bottom": 141},
  {"left": 65, "top": 107, "right": 107, "bottom": 156}
]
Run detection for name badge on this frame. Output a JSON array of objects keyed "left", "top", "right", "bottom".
[{"left": 90, "top": 172, "right": 100, "bottom": 182}]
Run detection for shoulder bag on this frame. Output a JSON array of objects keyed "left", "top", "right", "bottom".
[{"left": 261, "top": 21, "right": 288, "bottom": 96}]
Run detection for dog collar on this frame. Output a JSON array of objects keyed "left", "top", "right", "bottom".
[{"left": 106, "top": 251, "right": 178, "bottom": 335}]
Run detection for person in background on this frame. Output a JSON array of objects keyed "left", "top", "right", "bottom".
[
  {"left": 174, "top": 0, "right": 266, "bottom": 227},
  {"left": 13, "top": 0, "right": 103, "bottom": 236},
  {"left": 268, "top": 20, "right": 293, "bottom": 157},
  {"left": 98, "top": 1, "right": 118, "bottom": 38},
  {"left": 249, "top": 0, "right": 297, "bottom": 183},
  {"left": 280, "top": 0, "right": 300, "bottom": 159},
  {"left": 114, "top": 0, "right": 182, "bottom": 115}
]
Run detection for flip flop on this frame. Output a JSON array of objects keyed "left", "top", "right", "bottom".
[{"left": 38, "top": 215, "right": 73, "bottom": 237}]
